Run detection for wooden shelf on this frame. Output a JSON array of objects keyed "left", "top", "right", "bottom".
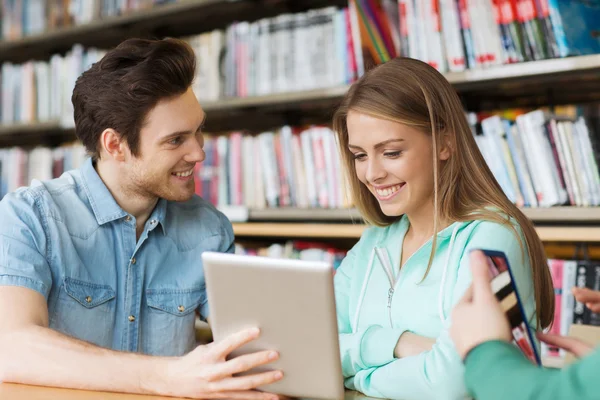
[
  {"left": 232, "top": 222, "right": 366, "bottom": 239},
  {"left": 232, "top": 222, "right": 600, "bottom": 242},
  {"left": 222, "top": 207, "right": 600, "bottom": 224},
  {"left": 202, "top": 85, "right": 350, "bottom": 112},
  {"left": 447, "top": 54, "right": 600, "bottom": 88}
]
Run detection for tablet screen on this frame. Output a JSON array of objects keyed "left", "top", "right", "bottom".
[{"left": 480, "top": 249, "right": 542, "bottom": 365}]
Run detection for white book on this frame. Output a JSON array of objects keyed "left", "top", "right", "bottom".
[
  {"left": 570, "top": 121, "right": 594, "bottom": 206},
  {"left": 560, "top": 260, "right": 577, "bottom": 357},
  {"left": 547, "top": 119, "right": 575, "bottom": 206},
  {"left": 507, "top": 123, "right": 538, "bottom": 207},
  {"left": 440, "top": 0, "right": 466, "bottom": 72},
  {"left": 575, "top": 118, "right": 600, "bottom": 206},
  {"left": 556, "top": 121, "right": 583, "bottom": 206},
  {"left": 216, "top": 136, "right": 229, "bottom": 207},
  {"left": 517, "top": 111, "right": 563, "bottom": 206},
  {"left": 280, "top": 126, "right": 296, "bottom": 207},
  {"left": 481, "top": 116, "right": 518, "bottom": 202},
  {"left": 256, "top": 18, "right": 272, "bottom": 95},
  {"left": 321, "top": 128, "right": 337, "bottom": 208},
  {"left": 291, "top": 133, "right": 309, "bottom": 208},
  {"left": 258, "top": 132, "right": 280, "bottom": 207},
  {"left": 300, "top": 128, "right": 318, "bottom": 207},
  {"left": 293, "top": 12, "right": 310, "bottom": 91},
  {"left": 242, "top": 136, "right": 255, "bottom": 208},
  {"left": 253, "top": 138, "right": 267, "bottom": 209}
]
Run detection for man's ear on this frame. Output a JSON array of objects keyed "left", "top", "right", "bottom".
[
  {"left": 439, "top": 133, "right": 452, "bottom": 161},
  {"left": 100, "top": 128, "right": 128, "bottom": 162}
]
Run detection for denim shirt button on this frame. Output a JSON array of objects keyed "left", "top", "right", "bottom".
[
  {"left": 85, "top": 296, "right": 92, "bottom": 303},
  {"left": 128, "top": 315, "right": 136, "bottom": 322},
  {"left": 177, "top": 305, "right": 185, "bottom": 313},
  {"left": 125, "top": 215, "right": 131, "bottom": 222},
  {"left": 131, "top": 257, "right": 136, "bottom": 265}
]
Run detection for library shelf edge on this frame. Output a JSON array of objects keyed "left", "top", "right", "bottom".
[
  {"left": 231, "top": 223, "right": 600, "bottom": 242},
  {"left": 223, "top": 206, "right": 600, "bottom": 224}
]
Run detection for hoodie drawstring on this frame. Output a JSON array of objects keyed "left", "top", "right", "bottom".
[{"left": 437, "top": 225, "right": 460, "bottom": 323}]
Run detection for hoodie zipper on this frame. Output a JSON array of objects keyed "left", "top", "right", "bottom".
[{"left": 375, "top": 248, "right": 397, "bottom": 327}]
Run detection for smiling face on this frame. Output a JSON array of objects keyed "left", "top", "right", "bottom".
[
  {"left": 123, "top": 87, "right": 206, "bottom": 202},
  {"left": 347, "top": 111, "right": 446, "bottom": 218}
]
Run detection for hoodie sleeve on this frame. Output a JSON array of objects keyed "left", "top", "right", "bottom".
[
  {"left": 335, "top": 246, "right": 406, "bottom": 378},
  {"left": 344, "top": 220, "right": 535, "bottom": 400}
]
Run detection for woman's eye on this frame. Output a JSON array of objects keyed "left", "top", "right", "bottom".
[
  {"left": 353, "top": 153, "right": 366, "bottom": 161},
  {"left": 384, "top": 151, "right": 402, "bottom": 158}
]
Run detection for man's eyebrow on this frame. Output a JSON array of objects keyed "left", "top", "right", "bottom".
[{"left": 160, "top": 116, "right": 206, "bottom": 141}]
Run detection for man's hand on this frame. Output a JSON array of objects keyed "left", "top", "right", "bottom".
[
  {"left": 450, "top": 251, "right": 512, "bottom": 360},
  {"left": 394, "top": 332, "right": 436, "bottom": 358},
  {"left": 572, "top": 287, "right": 600, "bottom": 313},
  {"left": 537, "top": 332, "right": 593, "bottom": 359},
  {"left": 158, "top": 327, "right": 283, "bottom": 399}
]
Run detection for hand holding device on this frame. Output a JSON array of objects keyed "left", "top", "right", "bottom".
[
  {"left": 450, "top": 250, "right": 512, "bottom": 360},
  {"left": 162, "top": 327, "right": 283, "bottom": 400}
]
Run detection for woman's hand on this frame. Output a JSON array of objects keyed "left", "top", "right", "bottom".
[{"left": 394, "top": 331, "right": 436, "bottom": 358}]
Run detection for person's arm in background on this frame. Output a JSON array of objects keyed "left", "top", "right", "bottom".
[
  {"left": 0, "top": 193, "right": 282, "bottom": 400},
  {"left": 451, "top": 251, "right": 599, "bottom": 400},
  {"left": 345, "top": 222, "right": 530, "bottom": 400}
]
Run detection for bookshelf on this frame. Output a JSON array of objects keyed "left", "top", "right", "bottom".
[
  {"left": 2, "top": 54, "right": 600, "bottom": 145},
  {"left": 0, "top": 0, "right": 348, "bottom": 64}
]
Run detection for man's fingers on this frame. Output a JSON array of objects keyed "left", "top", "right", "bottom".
[
  {"left": 537, "top": 332, "right": 591, "bottom": 358},
  {"left": 573, "top": 287, "right": 600, "bottom": 306},
  {"left": 211, "top": 328, "right": 261, "bottom": 357},
  {"left": 210, "top": 351, "right": 280, "bottom": 380},
  {"left": 469, "top": 251, "right": 494, "bottom": 301},
  {"left": 208, "top": 370, "right": 284, "bottom": 393}
]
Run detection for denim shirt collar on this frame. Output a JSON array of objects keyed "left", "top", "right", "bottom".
[{"left": 80, "top": 158, "right": 167, "bottom": 234}]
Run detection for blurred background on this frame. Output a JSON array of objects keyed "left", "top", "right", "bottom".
[{"left": 1, "top": 0, "right": 600, "bottom": 361}]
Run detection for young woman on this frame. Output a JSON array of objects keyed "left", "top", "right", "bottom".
[
  {"left": 451, "top": 250, "right": 598, "bottom": 400},
  {"left": 332, "top": 58, "right": 554, "bottom": 400}
]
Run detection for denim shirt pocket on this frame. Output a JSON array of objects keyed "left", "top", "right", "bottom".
[
  {"left": 50, "top": 278, "right": 116, "bottom": 347},
  {"left": 144, "top": 287, "right": 204, "bottom": 356}
]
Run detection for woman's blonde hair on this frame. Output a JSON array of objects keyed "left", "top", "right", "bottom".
[{"left": 333, "top": 58, "right": 554, "bottom": 329}]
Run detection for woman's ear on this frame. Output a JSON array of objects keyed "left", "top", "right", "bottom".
[{"left": 439, "top": 133, "right": 452, "bottom": 161}]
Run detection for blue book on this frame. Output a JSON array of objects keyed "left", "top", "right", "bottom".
[{"left": 548, "top": 0, "right": 600, "bottom": 57}]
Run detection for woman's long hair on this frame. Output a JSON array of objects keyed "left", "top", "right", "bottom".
[{"left": 333, "top": 58, "right": 554, "bottom": 329}]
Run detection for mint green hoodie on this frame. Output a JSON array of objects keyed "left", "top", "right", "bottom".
[{"left": 334, "top": 214, "right": 538, "bottom": 400}]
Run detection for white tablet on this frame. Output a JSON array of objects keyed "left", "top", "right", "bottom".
[{"left": 202, "top": 251, "right": 345, "bottom": 400}]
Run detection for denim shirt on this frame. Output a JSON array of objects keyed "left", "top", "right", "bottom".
[{"left": 0, "top": 158, "right": 234, "bottom": 356}]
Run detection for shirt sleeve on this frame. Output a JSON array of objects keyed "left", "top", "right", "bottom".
[
  {"left": 344, "top": 220, "right": 536, "bottom": 400},
  {"left": 0, "top": 190, "right": 52, "bottom": 299},
  {"left": 335, "top": 244, "right": 405, "bottom": 379},
  {"left": 466, "top": 340, "right": 600, "bottom": 400}
]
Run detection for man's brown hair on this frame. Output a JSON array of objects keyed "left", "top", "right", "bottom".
[{"left": 72, "top": 38, "right": 196, "bottom": 160}]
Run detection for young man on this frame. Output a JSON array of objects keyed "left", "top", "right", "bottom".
[
  {"left": 450, "top": 250, "right": 599, "bottom": 400},
  {"left": 0, "top": 38, "right": 282, "bottom": 399}
]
